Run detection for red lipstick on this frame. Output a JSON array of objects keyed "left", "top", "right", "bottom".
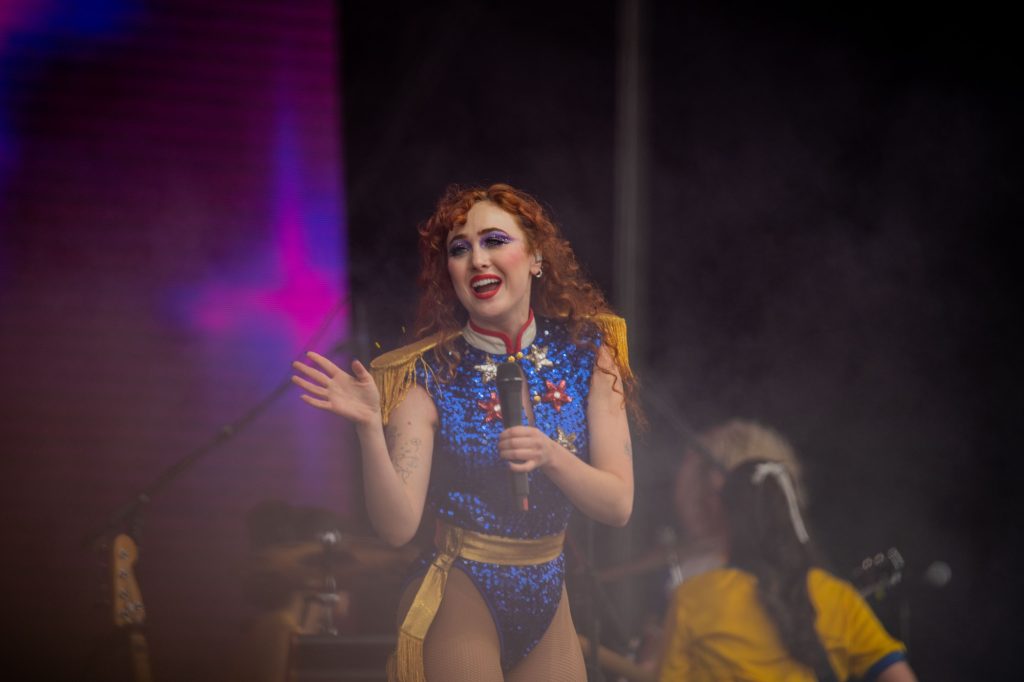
[{"left": 470, "top": 274, "right": 502, "bottom": 299}]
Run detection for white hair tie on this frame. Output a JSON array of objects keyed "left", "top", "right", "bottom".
[{"left": 752, "top": 462, "right": 809, "bottom": 544}]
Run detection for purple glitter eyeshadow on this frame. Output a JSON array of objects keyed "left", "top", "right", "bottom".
[
  {"left": 448, "top": 238, "right": 471, "bottom": 257},
  {"left": 482, "top": 231, "right": 514, "bottom": 246}
]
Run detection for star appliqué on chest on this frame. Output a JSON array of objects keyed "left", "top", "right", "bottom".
[
  {"left": 541, "top": 379, "right": 572, "bottom": 412},
  {"left": 477, "top": 392, "right": 502, "bottom": 423},
  {"left": 525, "top": 345, "right": 554, "bottom": 372},
  {"left": 556, "top": 427, "right": 578, "bottom": 454},
  {"left": 473, "top": 355, "right": 499, "bottom": 383}
]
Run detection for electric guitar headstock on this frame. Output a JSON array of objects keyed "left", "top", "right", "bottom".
[
  {"left": 851, "top": 546, "right": 904, "bottom": 598},
  {"left": 111, "top": 533, "right": 146, "bottom": 628}
]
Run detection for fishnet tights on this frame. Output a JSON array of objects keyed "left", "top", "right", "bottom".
[{"left": 397, "top": 567, "right": 586, "bottom": 682}]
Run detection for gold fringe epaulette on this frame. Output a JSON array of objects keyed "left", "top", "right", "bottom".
[
  {"left": 370, "top": 316, "right": 629, "bottom": 424},
  {"left": 370, "top": 331, "right": 457, "bottom": 425},
  {"left": 592, "top": 313, "right": 633, "bottom": 381}
]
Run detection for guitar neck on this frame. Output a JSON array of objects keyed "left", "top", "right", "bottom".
[
  {"left": 112, "top": 533, "right": 155, "bottom": 682},
  {"left": 128, "top": 630, "right": 154, "bottom": 682}
]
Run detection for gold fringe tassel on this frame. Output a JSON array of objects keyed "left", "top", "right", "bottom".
[
  {"left": 387, "top": 632, "right": 426, "bottom": 682},
  {"left": 593, "top": 313, "right": 633, "bottom": 381},
  {"left": 370, "top": 332, "right": 451, "bottom": 426}
]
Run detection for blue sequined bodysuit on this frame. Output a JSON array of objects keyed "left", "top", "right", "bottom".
[{"left": 409, "top": 317, "right": 598, "bottom": 670}]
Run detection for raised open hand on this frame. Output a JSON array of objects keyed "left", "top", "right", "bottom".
[{"left": 291, "top": 352, "right": 381, "bottom": 427}]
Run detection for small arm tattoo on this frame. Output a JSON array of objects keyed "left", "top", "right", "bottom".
[{"left": 386, "top": 421, "right": 421, "bottom": 483}]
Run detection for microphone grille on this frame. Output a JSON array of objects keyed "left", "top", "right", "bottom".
[
  {"left": 497, "top": 361, "right": 523, "bottom": 381},
  {"left": 923, "top": 561, "right": 952, "bottom": 588}
]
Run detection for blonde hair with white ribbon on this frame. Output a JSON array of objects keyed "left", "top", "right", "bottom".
[
  {"left": 698, "top": 419, "right": 806, "bottom": 503},
  {"left": 751, "top": 461, "right": 809, "bottom": 544}
]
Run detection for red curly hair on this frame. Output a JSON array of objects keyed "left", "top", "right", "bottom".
[{"left": 412, "top": 183, "right": 640, "bottom": 419}]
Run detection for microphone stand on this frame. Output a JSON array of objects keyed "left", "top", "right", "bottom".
[
  {"left": 570, "top": 520, "right": 632, "bottom": 682},
  {"left": 84, "top": 368, "right": 305, "bottom": 551},
  {"left": 82, "top": 296, "right": 351, "bottom": 551},
  {"left": 79, "top": 300, "right": 354, "bottom": 682},
  {"left": 584, "top": 519, "right": 604, "bottom": 682}
]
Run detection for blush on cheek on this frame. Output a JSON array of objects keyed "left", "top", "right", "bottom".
[
  {"left": 447, "top": 257, "right": 463, "bottom": 282},
  {"left": 503, "top": 245, "right": 530, "bottom": 268}
]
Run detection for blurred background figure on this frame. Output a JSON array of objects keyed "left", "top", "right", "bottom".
[
  {"left": 629, "top": 419, "right": 803, "bottom": 669},
  {"left": 670, "top": 419, "right": 804, "bottom": 585},
  {"left": 657, "top": 459, "right": 916, "bottom": 681}
]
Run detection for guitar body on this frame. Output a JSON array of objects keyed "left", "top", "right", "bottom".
[{"left": 112, "top": 533, "right": 154, "bottom": 682}]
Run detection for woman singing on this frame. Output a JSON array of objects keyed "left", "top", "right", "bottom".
[{"left": 292, "top": 183, "right": 637, "bottom": 681}]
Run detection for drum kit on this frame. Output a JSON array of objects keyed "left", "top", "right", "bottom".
[
  {"left": 236, "top": 512, "right": 416, "bottom": 682},
  {"left": 244, "top": 523, "right": 418, "bottom": 635},
  {"left": 245, "top": 517, "right": 678, "bottom": 682},
  {"left": 110, "top": 495, "right": 684, "bottom": 682}
]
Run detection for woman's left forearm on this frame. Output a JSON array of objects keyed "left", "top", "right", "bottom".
[{"left": 543, "top": 439, "right": 634, "bottom": 526}]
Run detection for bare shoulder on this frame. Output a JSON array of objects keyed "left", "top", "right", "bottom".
[{"left": 388, "top": 382, "right": 438, "bottom": 428}]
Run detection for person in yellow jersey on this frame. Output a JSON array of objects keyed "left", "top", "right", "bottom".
[
  {"left": 632, "top": 420, "right": 805, "bottom": 671},
  {"left": 657, "top": 459, "right": 917, "bottom": 682}
]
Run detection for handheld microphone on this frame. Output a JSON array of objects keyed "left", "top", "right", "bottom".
[{"left": 496, "top": 361, "right": 530, "bottom": 511}]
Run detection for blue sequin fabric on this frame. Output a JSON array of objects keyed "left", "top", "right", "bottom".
[{"left": 410, "top": 317, "right": 598, "bottom": 670}]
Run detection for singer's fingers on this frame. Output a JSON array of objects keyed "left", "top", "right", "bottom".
[
  {"left": 498, "top": 429, "right": 543, "bottom": 449},
  {"left": 305, "top": 351, "right": 342, "bottom": 377},
  {"left": 499, "top": 441, "right": 543, "bottom": 460},
  {"left": 299, "top": 393, "right": 333, "bottom": 410},
  {"left": 291, "top": 375, "right": 329, "bottom": 397},
  {"left": 291, "top": 359, "right": 332, "bottom": 385},
  {"left": 506, "top": 459, "right": 537, "bottom": 473},
  {"left": 500, "top": 425, "right": 543, "bottom": 440},
  {"left": 351, "top": 359, "right": 372, "bottom": 380}
]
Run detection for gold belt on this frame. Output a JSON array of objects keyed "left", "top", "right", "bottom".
[{"left": 387, "top": 522, "right": 565, "bottom": 682}]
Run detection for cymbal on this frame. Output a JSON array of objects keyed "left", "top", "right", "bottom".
[
  {"left": 247, "top": 535, "right": 416, "bottom": 588},
  {"left": 251, "top": 541, "right": 352, "bottom": 569}
]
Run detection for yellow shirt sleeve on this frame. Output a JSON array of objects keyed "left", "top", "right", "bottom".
[{"left": 811, "top": 570, "right": 906, "bottom": 679}]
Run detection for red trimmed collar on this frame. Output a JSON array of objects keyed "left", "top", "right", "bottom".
[{"left": 467, "top": 309, "right": 535, "bottom": 355}]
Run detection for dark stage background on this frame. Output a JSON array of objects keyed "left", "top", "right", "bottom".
[
  {"left": 2, "top": 1, "right": 1021, "bottom": 680},
  {"left": 343, "top": 2, "right": 1021, "bottom": 680}
]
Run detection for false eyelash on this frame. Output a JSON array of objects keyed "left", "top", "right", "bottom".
[
  {"left": 482, "top": 232, "right": 513, "bottom": 247},
  {"left": 447, "top": 239, "right": 471, "bottom": 257}
]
